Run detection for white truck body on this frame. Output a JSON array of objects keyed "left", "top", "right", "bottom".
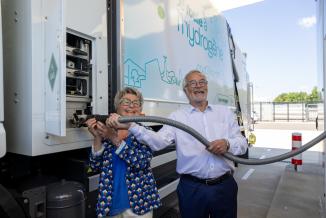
[
  {"left": 122, "top": 0, "right": 236, "bottom": 110},
  {"left": 0, "top": 1, "right": 5, "bottom": 158},
  {"left": 2, "top": 0, "right": 108, "bottom": 156},
  {"left": 121, "top": 0, "right": 251, "bottom": 131},
  {"left": 0, "top": 0, "right": 250, "bottom": 217},
  {"left": 2, "top": 0, "right": 249, "bottom": 156},
  {"left": 231, "top": 42, "right": 251, "bottom": 132},
  {"left": 317, "top": 0, "right": 326, "bottom": 210}
]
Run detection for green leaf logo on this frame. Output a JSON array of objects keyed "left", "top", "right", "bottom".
[{"left": 157, "top": 6, "right": 165, "bottom": 19}]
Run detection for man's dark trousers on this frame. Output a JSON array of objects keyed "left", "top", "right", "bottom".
[{"left": 177, "top": 174, "right": 238, "bottom": 218}]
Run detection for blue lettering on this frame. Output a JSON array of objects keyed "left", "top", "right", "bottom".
[{"left": 177, "top": 17, "right": 218, "bottom": 58}]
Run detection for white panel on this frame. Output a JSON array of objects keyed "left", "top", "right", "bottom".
[
  {"left": 66, "top": 0, "right": 108, "bottom": 115},
  {"left": 0, "top": 2, "right": 5, "bottom": 158},
  {"left": 0, "top": 124, "right": 5, "bottom": 158},
  {"left": 2, "top": 0, "right": 33, "bottom": 155},
  {"left": 151, "top": 151, "right": 177, "bottom": 168},
  {"left": 324, "top": 0, "right": 326, "bottom": 38},
  {"left": 233, "top": 43, "right": 250, "bottom": 131},
  {"left": 44, "top": 0, "right": 66, "bottom": 136},
  {"left": 212, "top": 0, "right": 264, "bottom": 12},
  {"left": 66, "top": 0, "right": 107, "bottom": 36},
  {"left": 0, "top": 2, "right": 3, "bottom": 123},
  {"left": 122, "top": 0, "right": 235, "bottom": 107},
  {"left": 142, "top": 99, "right": 187, "bottom": 117},
  {"left": 158, "top": 179, "right": 179, "bottom": 199}
]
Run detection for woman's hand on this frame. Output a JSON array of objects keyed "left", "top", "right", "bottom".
[
  {"left": 85, "top": 118, "right": 101, "bottom": 139},
  {"left": 96, "top": 121, "right": 121, "bottom": 145},
  {"left": 85, "top": 118, "right": 121, "bottom": 147},
  {"left": 85, "top": 118, "right": 103, "bottom": 151},
  {"left": 106, "top": 113, "right": 132, "bottom": 130}
]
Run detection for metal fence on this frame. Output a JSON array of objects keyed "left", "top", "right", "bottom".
[{"left": 252, "top": 102, "right": 324, "bottom": 122}]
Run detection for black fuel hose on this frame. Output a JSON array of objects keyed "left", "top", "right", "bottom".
[{"left": 118, "top": 116, "right": 326, "bottom": 165}]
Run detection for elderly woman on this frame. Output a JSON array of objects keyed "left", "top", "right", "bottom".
[{"left": 86, "top": 87, "right": 161, "bottom": 218}]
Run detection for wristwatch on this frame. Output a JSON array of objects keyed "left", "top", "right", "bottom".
[{"left": 225, "top": 139, "right": 230, "bottom": 151}]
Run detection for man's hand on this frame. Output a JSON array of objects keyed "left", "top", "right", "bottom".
[{"left": 207, "top": 139, "right": 229, "bottom": 155}]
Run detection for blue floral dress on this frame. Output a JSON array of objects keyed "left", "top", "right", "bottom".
[{"left": 89, "top": 134, "right": 161, "bottom": 217}]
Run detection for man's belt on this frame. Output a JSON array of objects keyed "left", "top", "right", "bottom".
[{"left": 181, "top": 172, "right": 232, "bottom": 185}]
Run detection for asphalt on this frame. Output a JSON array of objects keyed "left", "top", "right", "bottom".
[
  {"left": 266, "top": 164, "right": 323, "bottom": 218},
  {"left": 235, "top": 162, "right": 287, "bottom": 218},
  {"left": 235, "top": 121, "right": 325, "bottom": 218}
]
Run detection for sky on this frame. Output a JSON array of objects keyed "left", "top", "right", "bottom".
[{"left": 221, "top": 0, "right": 317, "bottom": 102}]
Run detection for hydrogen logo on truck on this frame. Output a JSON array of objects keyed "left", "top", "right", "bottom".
[
  {"left": 124, "top": 56, "right": 181, "bottom": 88},
  {"left": 176, "top": 4, "right": 221, "bottom": 59}
]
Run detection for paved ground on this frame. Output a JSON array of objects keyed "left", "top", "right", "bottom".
[
  {"left": 252, "top": 121, "right": 324, "bottom": 153},
  {"left": 235, "top": 162, "right": 287, "bottom": 218},
  {"left": 235, "top": 121, "right": 325, "bottom": 218},
  {"left": 266, "top": 164, "right": 323, "bottom": 218}
]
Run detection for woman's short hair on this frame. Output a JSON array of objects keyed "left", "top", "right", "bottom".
[
  {"left": 182, "top": 70, "right": 207, "bottom": 92},
  {"left": 114, "top": 87, "right": 144, "bottom": 110}
]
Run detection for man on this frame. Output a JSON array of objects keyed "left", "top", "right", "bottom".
[{"left": 108, "top": 70, "right": 248, "bottom": 218}]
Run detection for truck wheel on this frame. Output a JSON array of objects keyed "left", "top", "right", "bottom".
[{"left": 0, "top": 185, "right": 26, "bottom": 218}]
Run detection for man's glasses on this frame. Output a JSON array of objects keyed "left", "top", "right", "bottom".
[
  {"left": 119, "top": 98, "right": 141, "bottom": 107},
  {"left": 187, "top": 79, "right": 208, "bottom": 88}
]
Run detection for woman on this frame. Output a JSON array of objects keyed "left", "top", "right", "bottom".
[{"left": 86, "top": 87, "right": 161, "bottom": 218}]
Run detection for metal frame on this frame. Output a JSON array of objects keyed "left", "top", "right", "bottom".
[
  {"left": 0, "top": 0, "right": 5, "bottom": 158},
  {"left": 107, "top": 0, "right": 118, "bottom": 113},
  {"left": 158, "top": 179, "right": 179, "bottom": 199}
]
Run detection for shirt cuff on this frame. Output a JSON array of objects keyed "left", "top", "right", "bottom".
[
  {"left": 227, "top": 138, "right": 238, "bottom": 155},
  {"left": 129, "top": 123, "right": 144, "bottom": 139},
  {"left": 91, "top": 145, "right": 105, "bottom": 157},
  {"left": 115, "top": 140, "right": 127, "bottom": 155},
  {"left": 128, "top": 122, "right": 138, "bottom": 132}
]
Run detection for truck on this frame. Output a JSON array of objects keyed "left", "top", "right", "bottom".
[
  {"left": 317, "top": 0, "right": 326, "bottom": 210},
  {"left": 0, "top": 1, "right": 4, "bottom": 160},
  {"left": 0, "top": 0, "right": 251, "bottom": 217}
]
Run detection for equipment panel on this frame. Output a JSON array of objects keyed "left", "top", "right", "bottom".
[{"left": 66, "top": 33, "right": 93, "bottom": 128}]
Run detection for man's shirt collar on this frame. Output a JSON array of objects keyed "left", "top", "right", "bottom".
[{"left": 187, "top": 103, "right": 213, "bottom": 113}]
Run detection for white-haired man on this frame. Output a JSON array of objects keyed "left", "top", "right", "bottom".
[{"left": 108, "top": 70, "right": 248, "bottom": 218}]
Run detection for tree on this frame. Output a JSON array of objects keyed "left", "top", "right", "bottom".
[
  {"left": 307, "top": 87, "right": 321, "bottom": 102},
  {"left": 274, "top": 93, "right": 288, "bottom": 102},
  {"left": 273, "top": 87, "right": 321, "bottom": 102}
]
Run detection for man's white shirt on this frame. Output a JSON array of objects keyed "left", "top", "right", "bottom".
[{"left": 129, "top": 104, "right": 248, "bottom": 179}]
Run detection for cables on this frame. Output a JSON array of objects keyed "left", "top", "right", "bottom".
[{"left": 119, "top": 116, "right": 326, "bottom": 165}]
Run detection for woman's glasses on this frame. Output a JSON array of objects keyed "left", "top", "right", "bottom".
[{"left": 119, "top": 98, "right": 141, "bottom": 107}]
